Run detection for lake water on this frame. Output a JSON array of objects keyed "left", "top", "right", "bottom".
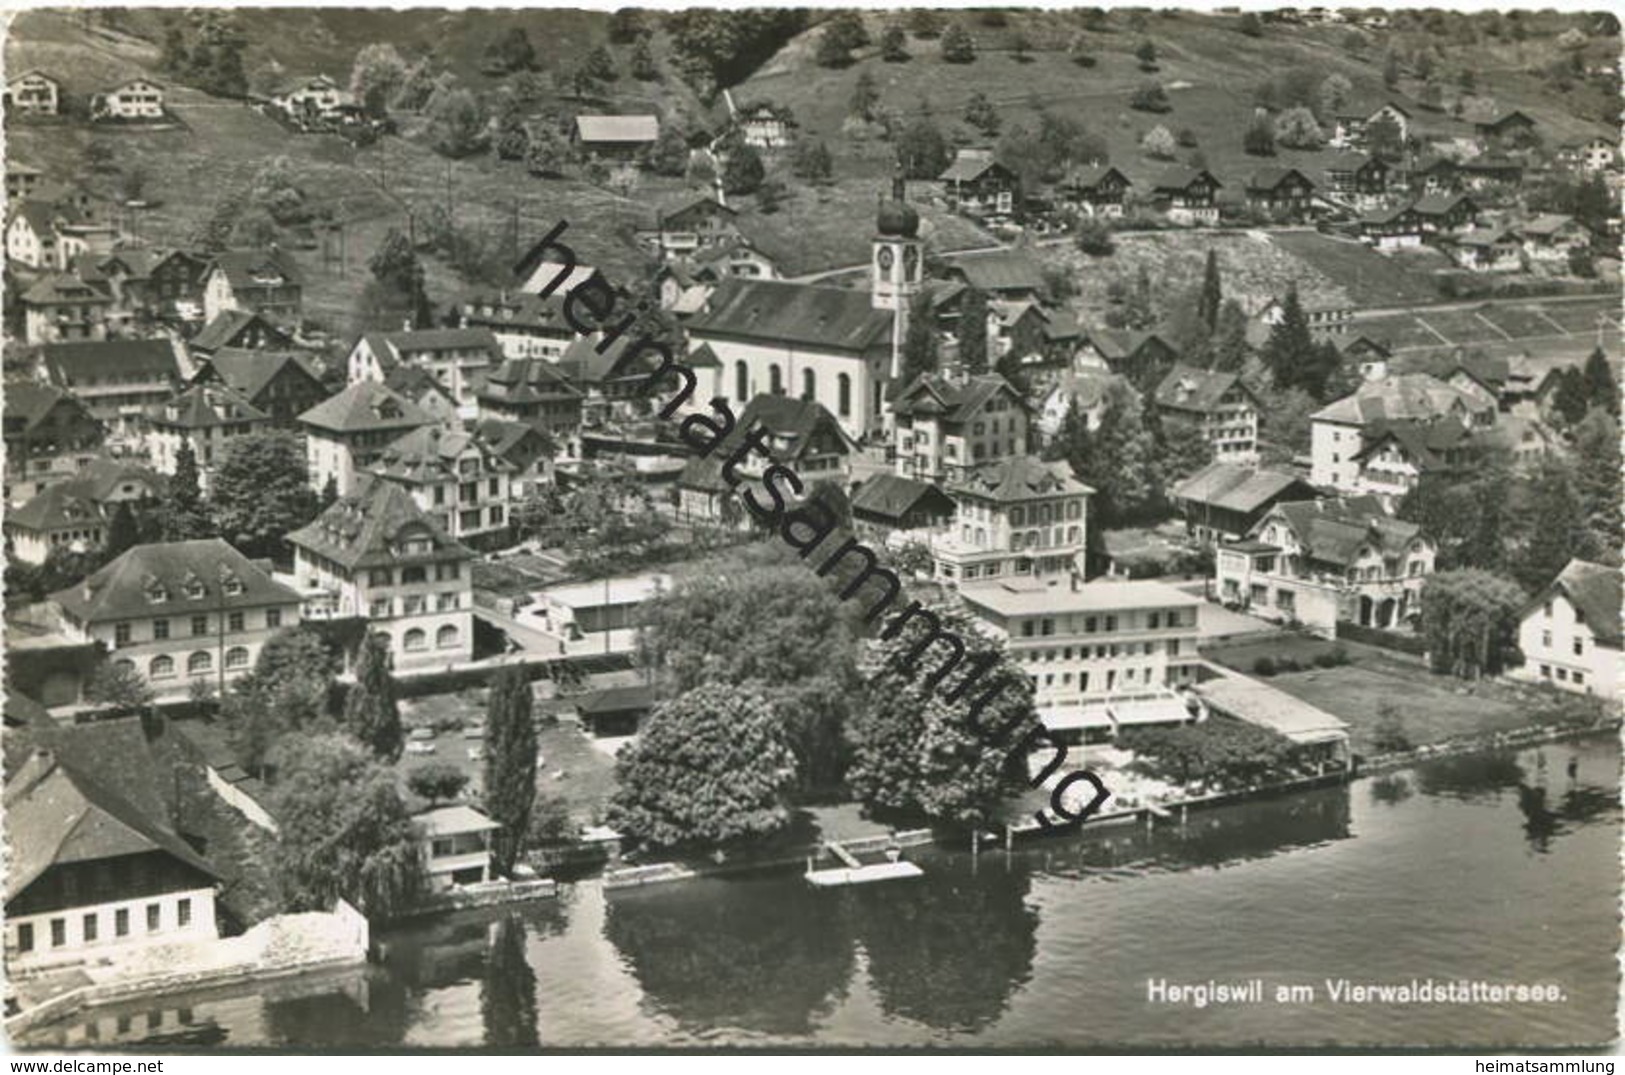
[{"left": 31, "top": 735, "right": 1620, "bottom": 1050}]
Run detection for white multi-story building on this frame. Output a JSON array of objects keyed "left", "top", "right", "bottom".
[
  {"left": 1153, "top": 364, "right": 1261, "bottom": 463},
  {"left": 297, "top": 380, "right": 434, "bottom": 497},
  {"left": 1309, "top": 373, "right": 1495, "bottom": 491},
  {"left": 892, "top": 372, "right": 1030, "bottom": 485},
  {"left": 146, "top": 384, "right": 271, "bottom": 494},
  {"left": 1509, "top": 559, "right": 1621, "bottom": 698},
  {"left": 365, "top": 423, "right": 515, "bottom": 546},
  {"left": 347, "top": 327, "right": 503, "bottom": 418}
]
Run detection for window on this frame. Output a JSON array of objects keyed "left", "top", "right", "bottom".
[
  {"left": 1021, "top": 620, "right": 1036, "bottom": 638},
  {"left": 404, "top": 595, "right": 426, "bottom": 615},
  {"left": 188, "top": 651, "right": 212, "bottom": 675},
  {"left": 436, "top": 563, "right": 460, "bottom": 581},
  {"left": 1573, "top": 638, "right": 1584, "bottom": 656},
  {"left": 769, "top": 364, "right": 783, "bottom": 395},
  {"left": 402, "top": 566, "right": 428, "bottom": 585},
  {"left": 437, "top": 624, "right": 459, "bottom": 649},
  {"left": 1085, "top": 617, "right": 1097, "bottom": 633},
  {"left": 1149, "top": 612, "right": 1160, "bottom": 629},
  {"left": 370, "top": 598, "right": 391, "bottom": 618},
  {"left": 83, "top": 913, "right": 98, "bottom": 942},
  {"left": 735, "top": 361, "right": 748, "bottom": 401},
  {"left": 802, "top": 368, "right": 816, "bottom": 401},
  {"left": 266, "top": 608, "right": 282, "bottom": 629},
  {"left": 1542, "top": 630, "right": 1552, "bottom": 648},
  {"left": 147, "top": 904, "right": 160, "bottom": 932},
  {"left": 177, "top": 899, "right": 191, "bottom": 928},
  {"left": 437, "top": 593, "right": 458, "bottom": 611},
  {"left": 115, "top": 623, "right": 132, "bottom": 647},
  {"left": 1540, "top": 664, "right": 1551, "bottom": 678},
  {"left": 369, "top": 568, "right": 393, "bottom": 586},
  {"left": 1105, "top": 615, "right": 1117, "bottom": 631},
  {"left": 1040, "top": 618, "right": 1054, "bottom": 636},
  {"left": 149, "top": 617, "right": 170, "bottom": 641},
  {"left": 51, "top": 919, "right": 66, "bottom": 947},
  {"left": 115, "top": 909, "right": 129, "bottom": 937},
  {"left": 488, "top": 477, "right": 500, "bottom": 496},
  {"left": 16, "top": 923, "right": 33, "bottom": 953},
  {"left": 404, "top": 628, "right": 427, "bottom": 651},
  {"left": 1556, "top": 668, "right": 1568, "bottom": 682},
  {"left": 488, "top": 505, "right": 504, "bottom": 526},
  {"left": 150, "top": 655, "right": 175, "bottom": 679},
  {"left": 1573, "top": 672, "right": 1585, "bottom": 686},
  {"left": 225, "top": 646, "right": 249, "bottom": 670},
  {"left": 228, "top": 611, "right": 244, "bottom": 632},
  {"left": 191, "top": 615, "right": 208, "bottom": 637}
]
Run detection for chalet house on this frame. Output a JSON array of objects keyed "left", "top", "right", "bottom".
[
  {"left": 5, "top": 730, "right": 221, "bottom": 972},
  {"left": 142, "top": 249, "right": 212, "bottom": 319},
  {"left": 1516, "top": 214, "right": 1591, "bottom": 267},
  {"left": 1151, "top": 168, "right": 1221, "bottom": 225},
  {"left": 186, "top": 348, "right": 327, "bottom": 429},
  {"left": 1057, "top": 164, "right": 1131, "bottom": 218},
  {"left": 365, "top": 424, "right": 515, "bottom": 545},
  {"left": 1153, "top": 364, "right": 1262, "bottom": 462},
  {"left": 347, "top": 327, "right": 502, "bottom": 416},
  {"left": 1410, "top": 192, "right": 1480, "bottom": 238},
  {"left": 1321, "top": 153, "right": 1390, "bottom": 207},
  {"left": 296, "top": 380, "right": 434, "bottom": 496},
  {"left": 7, "top": 161, "right": 45, "bottom": 202},
  {"left": 202, "top": 249, "right": 303, "bottom": 324},
  {"left": 1245, "top": 168, "right": 1317, "bottom": 219},
  {"left": 469, "top": 417, "right": 556, "bottom": 500},
  {"left": 1038, "top": 369, "right": 1129, "bottom": 440},
  {"left": 287, "top": 479, "right": 474, "bottom": 668},
  {"left": 1345, "top": 419, "right": 1479, "bottom": 500},
  {"left": 677, "top": 393, "right": 854, "bottom": 521},
  {"left": 557, "top": 329, "right": 712, "bottom": 426},
  {"left": 1474, "top": 110, "right": 1537, "bottom": 148},
  {"left": 731, "top": 101, "right": 795, "bottom": 150},
  {"left": 7, "top": 200, "right": 71, "bottom": 269},
  {"left": 1457, "top": 157, "right": 1525, "bottom": 194},
  {"left": 1356, "top": 203, "right": 1423, "bottom": 251},
  {"left": 3, "top": 460, "right": 163, "bottom": 565},
  {"left": 849, "top": 473, "right": 956, "bottom": 540},
  {"left": 1084, "top": 329, "right": 1179, "bottom": 382},
  {"left": 573, "top": 685, "right": 657, "bottom": 739},
  {"left": 3, "top": 384, "right": 104, "bottom": 504},
  {"left": 384, "top": 365, "right": 460, "bottom": 425},
  {"left": 942, "top": 250, "right": 1046, "bottom": 302},
  {"left": 926, "top": 455, "right": 1092, "bottom": 584},
  {"left": 188, "top": 308, "right": 296, "bottom": 356},
  {"left": 1215, "top": 497, "right": 1435, "bottom": 635},
  {"left": 5, "top": 70, "right": 61, "bottom": 116},
  {"left": 1441, "top": 354, "right": 1508, "bottom": 412},
  {"left": 38, "top": 339, "right": 187, "bottom": 439},
  {"left": 1556, "top": 136, "right": 1619, "bottom": 174},
  {"left": 475, "top": 356, "right": 585, "bottom": 443},
  {"left": 939, "top": 149, "right": 1020, "bottom": 220},
  {"left": 53, "top": 538, "right": 302, "bottom": 697},
  {"left": 1309, "top": 372, "right": 1495, "bottom": 491},
  {"left": 1340, "top": 334, "right": 1393, "bottom": 381},
  {"left": 454, "top": 290, "right": 575, "bottom": 360},
  {"left": 21, "top": 273, "right": 113, "bottom": 344},
  {"left": 1170, "top": 462, "right": 1317, "bottom": 546},
  {"left": 1508, "top": 559, "right": 1620, "bottom": 697},
  {"left": 688, "top": 236, "right": 779, "bottom": 282},
  {"left": 1448, "top": 228, "right": 1521, "bottom": 273},
  {"left": 91, "top": 79, "right": 165, "bottom": 121},
  {"left": 892, "top": 372, "right": 1030, "bottom": 485},
  {"left": 648, "top": 195, "right": 740, "bottom": 259},
  {"left": 271, "top": 74, "right": 356, "bottom": 124},
  {"left": 145, "top": 384, "right": 271, "bottom": 493},
  {"left": 1330, "top": 101, "right": 1411, "bottom": 149},
  {"left": 72, "top": 247, "right": 209, "bottom": 324},
  {"left": 1409, "top": 157, "right": 1464, "bottom": 196},
  {"left": 572, "top": 114, "right": 659, "bottom": 160},
  {"left": 1253, "top": 295, "right": 1353, "bottom": 338}
]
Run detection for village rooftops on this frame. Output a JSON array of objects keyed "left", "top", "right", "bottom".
[
  {"left": 1151, "top": 167, "right": 1222, "bottom": 192},
  {"left": 3, "top": 382, "right": 92, "bottom": 432},
  {"left": 891, "top": 372, "right": 1028, "bottom": 419},
  {"left": 288, "top": 478, "right": 474, "bottom": 572},
  {"left": 948, "top": 455, "right": 1093, "bottom": 503},
  {"left": 960, "top": 576, "right": 1198, "bottom": 618},
  {"left": 1154, "top": 364, "right": 1254, "bottom": 414},
  {"left": 6, "top": 483, "right": 106, "bottom": 533},
  {"left": 850, "top": 473, "right": 954, "bottom": 521},
  {"left": 1516, "top": 213, "right": 1580, "bottom": 237},
  {"left": 941, "top": 250, "right": 1047, "bottom": 295},
  {"left": 297, "top": 380, "right": 433, "bottom": 434},
  {"left": 42, "top": 338, "right": 185, "bottom": 387},
  {"left": 149, "top": 383, "right": 268, "bottom": 430},
  {"left": 477, "top": 357, "right": 585, "bottom": 404},
  {"left": 368, "top": 424, "right": 515, "bottom": 484},
  {"left": 21, "top": 273, "right": 111, "bottom": 306},
  {"left": 1170, "top": 462, "right": 1313, "bottom": 515},
  {"left": 189, "top": 309, "right": 293, "bottom": 353},
  {"left": 198, "top": 348, "right": 320, "bottom": 402},
  {"left": 209, "top": 248, "right": 302, "bottom": 290},
  {"left": 689, "top": 278, "right": 894, "bottom": 354},
  {"left": 1256, "top": 497, "right": 1424, "bottom": 567},
  {"left": 52, "top": 538, "right": 296, "bottom": 623},
  {"left": 1312, "top": 373, "right": 1482, "bottom": 425},
  {"left": 1533, "top": 559, "right": 1622, "bottom": 649}
]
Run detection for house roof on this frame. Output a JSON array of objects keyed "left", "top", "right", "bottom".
[
  {"left": 734, "top": 393, "right": 854, "bottom": 456},
  {"left": 149, "top": 382, "right": 269, "bottom": 430},
  {"left": 1266, "top": 497, "right": 1425, "bottom": 568},
  {"left": 1312, "top": 373, "right": 1480, "bottom": 425},
  {"left": 1170, "top": 462, "right": 1314, "bottom": 515},
  {"left": 8, "top": 198, "right": 71, "bottom": 238},
  {"left": 5, "top": 482, "right": 108, "bottom": 533},
  {"left": 53, "top": 538, "right": 298, "bottom": 624},
  {"left": 574, "top": 114, "right": 659, "bottom": 143},
  {"left": 1323, "top": 151, "right": 1382, "bottom": 174},
  {"left": 469, "top": 416, "right": 556, "bottom": 462},
  {"left": 1477, "top": 109, "right": 1535, "bottom": 131},
  {"left": 1516, "top": 213, "right": 1578, "bottom": 238},
  {"left": 892, "top": 372, "right": 1026, "bottom": 422},
  {"left": 576, "top": 684, "right": 658, "bottom": 716},
  {"left": 1349, "top": 418, "right": 1472, "bottom": 470},
  {"left": 21, "top": 272, "right": 112, "bottom": 306},
  {"left": 287, "top": 477, "right": 473, "bottom": 571},
  {"left": 3, "top": 382, "right": 96, "bottom": 434},
  {"left": 1194, "top": 676, "right": 1349, "bottom": 745},
  {"left": 660, "top": 195, "right": 737, "bottom": 228},
  {"left": 208, "top": 248, "right": 302, "bottom": 292},
  {"left": 943, "top": 251, "right": 1046, "bottom": 294},
  {"left": 948, "top": 455, "right": 1093, "bottom": 503},
  {"left": 1247, "top": 166, "right": 1316, "bottom": 193},
  {"left": 7, "top": 69, "right": 60, "bottom": 88},
  {"left": 42, "top": 338, "right": 182, "bottom": 386},
  {"left": 1047, "top": 369, "right": 1126, "bottom": 412},
  {"left": 961, "top": 576, "right": 1196, "bottom": 618},
  {"left": 850, "top": 473, "right": 954, "bottom": 521},
  {"left": 414, "top": 804, "right": 500, "bottom": 838},
  {"left": 367, "top": 424, "right": 513, "bottom": 485},
  {"left": 198, "top": 348, "right": 321, "bottom": 403},
  {"left": 1453, "top": 227, "right": 1515, "bottom": 247},
  {"left": 688, "top": 279, "right": 894, "bottom": 355},
  {"left": 1152, "top": 167, "right": 1221, "bottom": 192},
  {"left": 363, "top": 327, "right": 501, "bottom": 368},
  {"left": 189, "top": 308, "right": 292, "bottom": 352},
  {"left": 1061, "top": 164, "right": 1130, "bottom": 191},
  {"left": 1411, "top": 192, "right": 1476, "bottom": 216},
  {"left": 383, "top": 364, "right": 458, "bottom": 408},
  {"left": 296, "top": 380, "right": 434, "bottom": 435},
  {"left": 1538, "top": 559, "right": 1622, "bottom": 649},
  {"left": 939, "top": 149, "right": 1013, "bottom": 183},
  {"left": 65, "top": 457, "right": 166, "bottom": 502},
  {"left": 477, "top": 356, "right": 585, "bottom": 405},
  {"left": 1154, "top": 363, "right": 1253, "bottom": 413},
  {"left": 1089, "top": 328, "right": 1173, "bottom": 362},
  {"left": 456, "top": 290, "right": 571, "bottom": 332}
]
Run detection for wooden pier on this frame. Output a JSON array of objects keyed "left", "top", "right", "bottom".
[{"left": 804, "top": 840, "right": 924, "bottom": 887}]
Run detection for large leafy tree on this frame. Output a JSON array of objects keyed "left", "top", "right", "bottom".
[
  {"left": 610, "top": 683, "right": 795, "bottom": 848},
  {"left": 224, "top": 626, "right": 340, "bottom": 778},
  {"left": 1418, "top": 570, "right": 1527, "bottom": 679},
  {"left": 269, "top": 734, "right": 426, "bottom": 919},
  {"left": 895, "top": 112, "right": 950, "bottom": 180},
  {"left": 485, "top": 665, "right": 538, "bottom": 875},
  {"left": 1572, "top": 409, "right": 1623, "bottom": 562},
  {"left": 104, "top": 500, "right": 140, "bottom": 560},
  {"left": 940, "top": 20, "right": 976, "bottom": 63},
  {"left": 345, "top": 633, "right": 404, "bottom": 763},
  {"left": 846, "top": 605, "right": 1040, "bottom": 826},
  {"left": 211, "top": 430, "right": 320, "bottom": 562},
  {"left": 349, "top": 42, "right": 409, "bottom": 116},
  {"left": 1073, "top": 378, "right": 1161, "bottom": 526},
  {"left": 1397, "top": 443, "right": 1513, "bottom": 571},
  {"left": 425, "top": 84, "right": 490, "bottom": 158},
  {"left": 366, "top": 227, "right": 432, "bottom": 329},
  {"left": 1119, "top": 720, "right": 1296, "bottom": 790},
  {"left": 1157, "top": 417, "right": 1215, "bottom": 486},
  {"left": 407, "top": 761, "right": 469, "bottom": 806},
  {"left": 1508, "top": 456, "right": 1598, "bottom": 592},
  {"left": 720, "top": 134, "right": 765, "bottom": 196}
]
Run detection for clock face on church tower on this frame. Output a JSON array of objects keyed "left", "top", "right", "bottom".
[{"left": 876, "top": 246, "right": 895, "bottom": 273}]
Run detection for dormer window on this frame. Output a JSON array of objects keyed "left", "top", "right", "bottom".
[
  {"left": 181, "top": 570, "right": 206, "bottom": 600},
  {"left": 220, "top": 569, "right": 244, "bottom": 597}
]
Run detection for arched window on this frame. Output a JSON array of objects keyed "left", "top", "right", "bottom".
[
  {"left": 801, "top": 368, "right": 816, "bottom": 401},
  {"left": 769, "top": 364, "right": 784, "bottom": 395},
  {"left": 113, "top": 658, "right": 136, "bottom": 675},
  {"left": 224, "top": 646, "right": 250, "bottom": 670},
  {"left": 150, "top": 655, "right": 175, "bottom": 679},
  {"left": 187, "top": 651, "right": 212, "bottom": 674},
  {"left": 404, "top": 628, "right": 427, "bottom": 652},
  {"left": 1067, "top": 501, "right": 1082, "bottom": 520},
  {"left": 436, "top": 624, "right": 459, "bottom": 650},
  {"left": 838, "top": 374, "right": 852, "bottom": 417},
  {"left": 735, "top": 361, "right": 748, "bottom": 401},
  {"left": 1011, "top": 507, "right": 1025, "bottom": 526},
  {"left": 1039, "top": 504, "right": 1053, "bottom": 525}
]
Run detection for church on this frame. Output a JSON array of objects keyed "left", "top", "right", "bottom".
[{"left": 683, "top": 180, "right": 923, "bottom": 443}]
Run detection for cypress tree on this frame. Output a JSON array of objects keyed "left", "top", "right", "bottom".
[
  {"left": 958, "top": 288, "right": 990, "bottom": 373},
  {"left": 105, "top": 501, "right": 140, "bottom": 559},
  {"left": 484, "top": 665, "right": 537, "bottom": 876},
  {"left": 1582, "top": 346, "right": 1619, "bottom": 417},
  {"left": 1196, "top": 249, "right": 1222, "bottom": 334},
  {"left": 899, "top": 294, "right": 939, "bottom": 388},
  {"left": 345, "top": 633, "right": 403, "bottom": 763},
  {"left": 1261, "top": 286, "right": 1315, "bottom": 390},
  {"left": 160, "top": 440, "right": 214, "bottom": 541}
]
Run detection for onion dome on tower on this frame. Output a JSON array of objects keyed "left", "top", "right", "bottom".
[{"left": 876, "top": 175, "right": 920, "bottom": 239}]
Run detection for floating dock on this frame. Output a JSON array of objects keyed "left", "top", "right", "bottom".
[{"left": 806, "top": 861, "right": 924, "bottom": 887}]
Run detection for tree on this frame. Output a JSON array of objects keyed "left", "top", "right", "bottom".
[
  {"left": 1196, "top": 249, "right": 1222, "bottom": 333},
  {"left": 1365, "top": 111, "right": 1404, "bottom": 160},
  {"left": 269, "top": 734, "right": 426, "bottom": 919},
  {"left": 1120, "top": 719, "right": 1296, "bottom": 790},
  {"left": 1244, "top": 111, "right": 1276, "bottom": 156},
  {"left": 610, "top": 683, "right": 795, "bottom": 848},
  {"left": 895, "top": 112, "right": 950, "bottom": 179},
  {"left": 791, "top": 139, "right": 834, "bottom": 183},
  {"left": 583, "top": 44, "right": 618, "bottom": 82},
  {"left": 816, "top": 26, "right": 855, "bottom": 68},
  {"left": 1509, "top": 457, "right": 1597, "bottom": 592},
  {"left": 849, "top": 69, "right": 880, "bottom": 122},
  {"left": 1238, "top": 12, "right": 1264, "bottom": 37},
  {"left": 1572, "top": 409, "right": 1623, "bottom": 560},
  {"left": 1273, "top": 106, "right": 1324, "bottom": 149},
  {"left": 720, "top": 135, "right": 765, "bottom": 196},
  {"left": 1397, "top": 442, "right": 1513, "bottom": 572},
  {"left": 1371, "top": 701, "right": 1412, "bottom": 754},
  {"left": 195, "top": 191, "right": 244, "bottom": 253},
  {"left": 1069, "top": 32, "right": 1097, "bottom": 67},
  {"left": 1130, "top": 81, "right": 1171, "bottom": 113},
  {"left": 1158, "top": 417, "right": 1215, "bottom": 486},
  {"left": 1045, "top": 398, "right": 1091, "bottom": 475},
  {"left": 485, "top": 665, "right": 538, "bottom": 875},
  {"left": 343, "top": 634, "right": 403, "bottom": 763},
  {"left": 224, "top": 626, "right": 339, "bottom": 778},
  {"left": 910, "top": 9, "right": 943, "bottom": 37},
  {"left": 1551, "top": 366, "right": 1590, "bottom": 427},
  {"left": 1582, "top": 347, "right": 1618, "bottom": 417},
  {"left": 407, "top": 762, "right": 469, "bottom": 806},
  {"left": 643, "top": 124, "right": 691, "bottom": 177},
  {"left": 1419, "top": 570, "right": 1527, "bottom": 679},
  {"left": 1260, "top": 286, "right": 1314, "bottom": 389},
  {"left": 630, "top": 36, "right": 660, "bottom": 81},
  {"left": 941, "top": 21, "right": 976, "bottom": 63},
  {"left": 1383, "top": 49, "right": 1402, "bottom": 89},
  {"left": 958, "top": 288, "right": 990, "bottom": 373},
  {"left": 525, "top": 123, "right": 570, "bottom": 178},
  {"left": 1140, "top": 124, "right": 1177, "bottom": 159},
  {"left": 85, "top": 660, "right": 155, "bottom": 717},
  {"left": 210, "top": 430, "right": 320, "bottom": 561},
  {"left": 158, "top": 440, "right": 214, "bottom": 541},
  {"left": 1317, "top": 73, "right": 1353, "bottom": 119},
  {"left": 825, "top": 11, "right": 870, "bottom": 50},
  {"left": 964, "top": 92, "right": 1000, "bottom": 137},
  {"left": 608, "top": 8, "right": 645, "bottom": 44},
  {"left": 1063, "top": 379, "right": 1160, "bottom": 526},
  {"left": 484, "top": 27, "right": 537, "bottom": 74},
  {"left": 367, "top": 227, "right": 432, "bottom": 328},
  {"left": 1010, "top": 32, "right": 1031, "bottom": 64},
  {"left": 104, "top": 501, "right": 140, "bottom": 560},
  {"left": 1208, "top": 299, "right": 1251, "bottom": 372},
  {"left": 846, "top": 604, "right": 1040, "bottom": 826},
  {"left": 425, "top": 85, "right": 489, "bottom": 158},
  {"left": 1075, "top": 217, "right": 1114, "bottom": 256},
  {"left": 1135, "top": 39, "right": 1158, "bottom": 69},
  {"left": 900, "top": 293, "right": 939, "bottom": 386},
  {"left": 1256, "top": 384, "right": 1318, "bottom": 467},
  {"left": 881, "top": 23, "right": 909, "bottom": 61}
]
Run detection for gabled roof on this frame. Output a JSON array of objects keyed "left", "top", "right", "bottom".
[
  {"left": 456, "top": 290, "right": 571, "bottom": 332},
  {"left": 1152, "top": 167, "right": 1221, "bottom": 192},
  {"left": 22, "top": 272, "right": 112, "bottom": 305},
  {"left": 469, "top": 416, "right": 556, "bottom": 463},
  {"left": 42, "top": 338, "right": 182, "bottom": 386},
  {"left": 1533, "top": 559, "right": 1621, "bottom": 648},
  {"left": 943, "top": 251, "right": 1046, "bottom": 294},
  {"left": 197, "top": 347, "right": 322, "bottom": 403},
  {"left": 1411, "top": 192, "right": 1477, "bottom": 216},
  {"left": 733, "top": 393, "right": 855, "bottom": 458},
  {"left": 477, "top": 356, "right": 586, "bottom": 405},
  {"left": 1154, "top": 363, "right": 1254, "bottom": 413},
  {"left": 150, "top": 382, "right": 269, "bottom": 430},
  {"left": 190, "top": 308, "right": 293, "bottom": 353},
  {"left": 1476, "top": 109, "right": 1536, "bottom": 131},
  {"left": 850, "top": 473, "right": 955, "bottom": 522},
  {"left": 948, "top": 455, "right": 1093, "bottom": 503},
  {"left": 892, "top": 372, "right": 1027, "bottom": 422},
  {"left": 5, "top": 482, "right": 108, "bottom": 533},
  {"left": 208, "top": 248, "right": 302, "bottom": 292},
  {"left": 557, "top": 331, "right": 659, "bottom": 386},
  {"left": 1349, "top": 418, "right": 1472, "bottom": 470},
  {"left": 8, "top": 198, "right": 71, "bottom": 238},
  {"left": 414, "top": 804, "right": 500, "bottom": 837},
  {"left": 1061, "top": 164, "right": 1130, "bottom": 191},
  {"left": 383, "top": 364, "right": 458, "bottom": 407},
  {"left": 296, "top": 380, "right": 433, "bottom": 435},
  {"left": 53, "top": 538, "right": 298, "bottom": 623},
  {"left": 1046, "top": 369, "right": 1127, "bottom": 412},
  {"left": 3, "top": 382, "right": 97, "bottom": 434},
  {"left": 1170, "top": 462, "right": 1315, "bottom": 515},
  {"left": 574, "top": 114, "right": 659, "bottom": 143},
  {"left": 368, "top": 423, "right": 513, "bottom": 485},
  {"left": 66, "top": 457, "right": 166, "bottom": 502},
  {"left": 1089, "top": 328, "right": 1175, "bottom": 362},
  {"left": 1312, "top": 373, "right": 1480, "bottom": 425},
  {"left": 1453, "top": 227, "right": 1516, "bottom": 248},
  {"left": 1264, "top": 498, "right": 1425, "bottom": 568},
  {"left": 688, "top": 279, "right": 894, "bottom": 355},
  {"left": 660, "top": 195, "right": 737, "bottom": 229},
  {"left": 7, "top": 69, "right": 60, "bottom": 88},
  {"left": 939, "top": 149, "right": 1015, "bottom": 184},
  {"left": 362, "top": 327, "right": 501, "bottom": 368},
  {"left": 1246, "top": 167, "right": 1315, "bottom": 193},
  {"left": 1516, "top": 213, "right": 1580, "bottom": 238},
  {"left": 288, "top": 477, "right": 473, "bottom": 571}
]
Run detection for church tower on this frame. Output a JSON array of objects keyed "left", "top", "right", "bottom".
[{"left": 872, "top": 175, "right": 922, "bottom": 382}]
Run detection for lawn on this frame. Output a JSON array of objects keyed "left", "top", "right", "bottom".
[
  {"left": 1476, "top": 303, "right": 1569, "bottom": 340},
  {"left": 1356, "top": 313, "right": 1450, "bottom": 350},
  {"left": 1413, "top": 308, "right": 1509, "bottom": 345},
  {"left": 1541, "top": 298, "right": 1622, "bottom": 334},
  {"left": 1268, "top": 233, "right": 1450, "bottom": 308},
  {"left": 1203, "top": 631, "right": 1349, "bottom": 674}
]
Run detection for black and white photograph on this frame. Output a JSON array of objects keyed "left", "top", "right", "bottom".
[{"left": 1, "top": 4, "right": 1620, "bottom": 1054}]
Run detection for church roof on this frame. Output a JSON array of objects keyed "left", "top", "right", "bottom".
[{"left": 688, "top": 279, "right": 894, "bottom": 355}]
